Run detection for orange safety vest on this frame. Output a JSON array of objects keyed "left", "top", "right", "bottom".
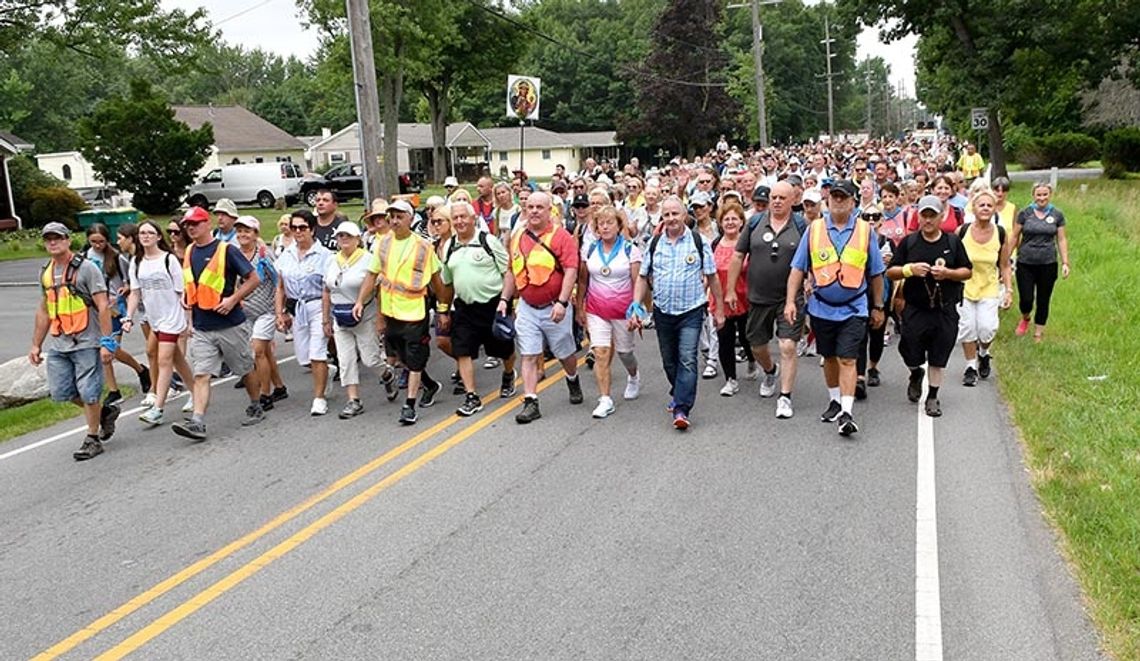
[
  {"left": 808, "top": 218, "right": 871, "bottom": 290},
  {"left": 374, "top": 232, "right": 431, "bottom": 297},
  {"left": 41, "top": 255, "right": 91, "bottom": 336},
  {"left": 183, "top": 241, "right": 228, "bottom": 309},
  {"left": 510, "top": 228, "right": 561, "bottom": 289}
]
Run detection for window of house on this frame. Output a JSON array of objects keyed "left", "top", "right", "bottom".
[
  {"left": 254, "top": 157, "right": 264, "bottom": 163},
  {"left": 329, "top": 152, "right": 346, "bottom": 164},
  {"left": 542, "top": 150, "right": 551, "bottom": 160},
  {"left": 499, "top": 151, "right": 508, "bottom": 162},
  {"left": 61, "top": 164, "right": 72, "bottom": 180}
]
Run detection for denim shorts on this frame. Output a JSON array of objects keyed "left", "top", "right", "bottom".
[{"left": 46, "top": 347, "right": 104, "bottom": 405}]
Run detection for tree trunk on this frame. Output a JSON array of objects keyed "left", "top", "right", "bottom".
[
  {"left": 987, "top": 109, "right": 1008, "bottom": 178},
  {"left": 425, "top": 82, "right": 450, "bottom": 184},
  {"left": 377, "top": 39, "right": 404, "bottom": 198}
]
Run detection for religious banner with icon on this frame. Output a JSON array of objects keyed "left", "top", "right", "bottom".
[{"left": 507, "top": 75, "right": 541, "bottom": 121}]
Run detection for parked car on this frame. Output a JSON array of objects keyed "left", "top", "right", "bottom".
[
  {"left": 186, "top": 162, "right": 304, "bottom": 209},
  {"left": 75, "top": 186, "right": 122, "bottom": 209},
  {"left": 300, "top": 163, "right": 425, "bottom": 207}
]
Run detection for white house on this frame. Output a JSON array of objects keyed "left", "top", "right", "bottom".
[
  {"left": 479, "top": 127, "right": 621, "bottom": 179},
  {"left": 0, "top": 131, "right": 32, "bottom": 230},
  {"left": 173, "top": 105, "right": 308, "bottom": 178},
  {"left": 305, "top": 122, "right": 492, "bottom": 181},
  {"left": 36, "top": 151, "right": 103, "bottom": 189}
]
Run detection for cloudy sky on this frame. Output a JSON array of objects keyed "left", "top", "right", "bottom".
[{"left": 163, "top": 0, "right": 917, "bottom": 95}]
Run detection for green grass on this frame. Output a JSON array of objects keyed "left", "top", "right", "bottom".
[
  {"left": 996, "top": 178, "right": 1140, "bottom": 660},
  {"left": 0, "top": 386, "right": 134, "bottom": 444}
]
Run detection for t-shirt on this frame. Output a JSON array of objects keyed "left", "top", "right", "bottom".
[
  {"left": 960, "top": 224, "right": 1002, "bottom": 301},
  {"left": 441, "top": 232, "right": 509, "bottom": 305},
  {"left": 907, "top": 205, "right": 963, "bottom": 235},
  {"left": 713, "top": 237, "right": 747, "bottom": 316},
  {"left": 86, "top": 248, "right": 129, "bottom": 313},
  {"left": 325, "top": 249, "right": 376, "bottom": 325},
  {"left": 42, "top": 257, "right": 107, "bottom": 353},
  {"left": 186, "top": 240, "right": 254, "bottom": 331},
  {"left": 1015, "top": 206, "right": 1065, "bottom": 265},
  {"left": 513, "top": 226, "right": 578, "bottom": 308},
  {"left": 312, "top": 212, "right": 351, "bottom": 251},
  {"left": 582, "top": 237, "right": 642, "bottom": 320},
  {"left": 129, "top": 253, "right": 187, "bottom": 335},
  {"left": 889, "top": 232, "right": 972, "bottom": 310},
  {"left": 736, "top": 214, "right": 802, "bottom": 306}
]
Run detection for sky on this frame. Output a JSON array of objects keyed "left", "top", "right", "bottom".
[{"left": 162, "top": 0, "right": 918, "bottom": 96}]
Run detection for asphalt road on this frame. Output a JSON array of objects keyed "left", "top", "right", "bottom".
[{"left": 0, "top": 318, "right": 1104, "bottom": 660}]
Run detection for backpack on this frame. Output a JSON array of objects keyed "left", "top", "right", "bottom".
[
  {"left": 445, "top": 231, "right": 502, "bottom": 273},
  {"left": 646, "top": 227, "right": 705, "bottom": 275},
  {"left": 743, "top": 210, "right": 806, "bottom": 250},
  {"left": 585, "top": 237, "right": 634, "bottom": 262}
]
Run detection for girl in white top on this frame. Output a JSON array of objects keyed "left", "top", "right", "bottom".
[{"left": 125, "top": 220, "right": 194, "bottom": 426}]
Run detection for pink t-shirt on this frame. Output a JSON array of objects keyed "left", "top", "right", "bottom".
[
  {"left": 582, "top": 237, "right": 642, "bottom": 320},
  {"left": 711, "top": 237, "right": 748, "bottom": 316}
]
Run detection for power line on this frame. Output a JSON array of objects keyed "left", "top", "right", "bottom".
[{"left": 214, "top": 0, "right": 277, "bottom": 27}]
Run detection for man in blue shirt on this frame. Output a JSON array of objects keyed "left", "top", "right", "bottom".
[
  {"left": 631, "top": 197, "right": 725, "bottom": 431},
  {"left": 785, "top": 180, "right": 886, "bottom": 436}
]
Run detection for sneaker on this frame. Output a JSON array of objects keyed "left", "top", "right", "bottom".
[
  {"left": 450, "top": 371, "right": 462, "bottom": 383},
  {"left": 719, "top": 378, "right": 739, "bottom": 397},
  {"left": 172, "top": 419, "right": 207, "bottom": 441},
  {"left": 419, "top": 379, "right": 441, "bottom": 408},
  {"left": 311, "top": 397, "right": 329, "bottom": 416},
  {"left": 759, "top": 365, "right": 779, "bottom": 398},
  {"left": 566, "top": 376, "right": 584, "bottom": 405},
  {"left": 867, "top": 367, "right": 881, "bottom": 387},
  {"left": 516, "top": 397, "right": 542, "bottom": 424},
  {"left": 837, "top": 411, "right": 859, "bottom": 436},
  {"left": 820, "top": 400, "right": 842, "bottom": 423},
  {"left": 963, "top": 366, "right": 979, "bottom": 387},
  {"left": 456, "top": 392, "right": 484, "bottom": 417},
  {"left": 399, "top": 404, "right": 418, "bottom": 425},
  {"left": 325, "top": 365, "right": 338, "bottom": 397},
  {"left": 1015, "top": 318, "right": 1029, "bottom": 336},
  {"left": 592, "top": 396, "right": 615, "bottom": 418},
  {"left": 380, "top": 367, "right": 399, "bottom": 402},
  {"left": 397, "top": 368, "right": 409, "bottom": 390},
  {"left": 103, "top": 390, "right": 123, "bottom": 409},
  {"left": 452, "top": 382, "right": 466, "bottom": 395},
  {"left": 744, "top": 362, "right": 761, "bottom": 381},
  {"left": 233, "top": 375, "right": 246, "bottom": 390},
  {"left": 776, "top": 395, "right": 794, "bottom": 419},
  {"left": 855, "top": 379, "right": 867, "bottom": 401},
  {"left": 138, "top": 407, "right": 164, "bottom": 427},
  {"left": 483, "top": 356, "right": 501, "bottom": 369},
  {"left": 137, "top": 366, "right": 152, "bottom": 394},
  {"left": 585, "top": 350, "right": 596, "bottom": 370},
  {"left": 170, "top": 373, "right": 185, "bottom": 393},
  {"left": 271, "top": 385, "right": 289, "bottom": 401},
  {"left": 925, "top": 398, "right": 942, "bottom": 417},
  {"left": 907, "top": 368, "right": 925, "bottom": 403},
  {"left": 702, "top": 363, "right": 718, "bottom": 379},
  {"left": 978, "top": 354, "right": 992, "bottom": 379},
  {"left": 181, "top": 397, "right": 195, "bottom": 415},
  {"left": 284, "top": 330, "right": 293, "bottom": 342},
  {"left": 259, "top": 394, "right": 275, "bottom": 411},
  {"left": 339, "top": 399, "right": 365, "bottom": 419},
  {"left": 672, "top": 410, "right": 690, "bottom": 430},
  {"left": 98, "top": 403, "right": 120, "bottom": 441},
  {"left": 500, "top": 370, "right": 517, "bottom": 398},
  {"left": 735, "top": 347, "right": 748, "bottom": 363},
  {"left": 242, "top": 404, "right": 266, "bottom": 426},
  {"left": 73, "top": 437, "right": 104, "bottom": 461},
  {"left": 141, "top": 392, "right": 157, "bottom": 408},
  {"left": 623, "top": 373, "right": 640, "bottom": 400},
  {"left": 219, "top": 363, "right": 233, "bottom": 379}
]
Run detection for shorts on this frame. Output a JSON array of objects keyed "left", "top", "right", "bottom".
[
  {"left": 746, "top": 300, "right": 804, "bottom": 346},
  {"left": 957, "top": 297, "right": 1000, "bottom": 344},
  {"left": 155, "top": 331, "right": 181, "bottom": 343},
  {"left": 899, "top": 306, "right": 959, "bottom": 368},
  {"left": 810, "top": 315, "right": 866, "bottom": 359},
  {"left": 292, "top": 298, "right": 328, "bottom": 366},
  {"left": 384, "top": 315, "right": 432, "bottom": 372},
  {"left": 586, "top": 312, "right": 635, "bottom": 354},
  {"left": 515, "top": 299, "right": 577, "bottom": 359},
  {"left": 189, "top": 324, "right": 254, "bottom": 377},
  {"left": 46, "top": 347, "right": 103, "bottom": 404},
  {"left": 250, "top": 311, "right": 277, "bottom": 342},
  {"left": 451, "top": 298, "right": 515, "bottom": 360}
]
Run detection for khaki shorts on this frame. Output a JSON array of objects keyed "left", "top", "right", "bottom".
[
  {"left": 190, "top": 324, "right": 254, "bottom": 377},
  {"left": 746, "top": 300, "right": 804, "bottom": 346}
]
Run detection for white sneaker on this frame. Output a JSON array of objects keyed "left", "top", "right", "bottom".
[
  {"left": 138, "top": 406, "right": 164, "bottom": 426},
  {"left": 483, "top": 356, "right": 501, "bottom": 369},
  {"left": 623, "top": 374, "right": 641, "bottom": 400},
  {"left": 776, "top": 395, "right": 794, "bottom": 419},
  {"left": 141, "top": 392, "right": 157, "bottom": 408},
  {"left": 181, "top": 397, "right": 194, "bottom": 414},
  {"left": 702, "top": 363, "right": 718, "bottom": 379},
  {"left": 311, "top": 397, "right": 328, "bottom": 416},
  {"left": 744, "top": 362, "right": 761, "bottom": 381},
  {"left": 719, "top": 378, "right": 739, "bottom": 397},
  {"left": 325, "top": 365, "right": 338, "bottom": 397},
  {"left": 592, "top": 396, "right": 615, "bottom": 419},
  {"left": 759, "top": 364, "right": 779, "bottom": 398}
]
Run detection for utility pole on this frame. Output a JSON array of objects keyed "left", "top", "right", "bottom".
[
  {"left": 345, "top": 0, "right": 385, "bottom": 201},
  {"left": 865, "top": 70, "right": 873, "bottom": 136},
  {"left": 730, "top": 0, "right": 781, "bottom": 147},
  {"left": 819, "top": 14, "right": 836, "bottom": 142}
]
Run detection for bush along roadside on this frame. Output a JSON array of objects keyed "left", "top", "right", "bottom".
[{"left": 1102, "top": 126, "right": 1140, "bottom": 179}]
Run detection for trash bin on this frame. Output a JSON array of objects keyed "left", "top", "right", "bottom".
[{"left": 76, "top": 208, "right": 141, "bottom": 235}]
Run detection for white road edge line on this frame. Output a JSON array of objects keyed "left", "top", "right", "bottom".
[
  {"left": 0, "top": 356, "right": 297, "bottom": 462},
  {"left": 915, "top": 370, "right": 943, "bottom": 661}
]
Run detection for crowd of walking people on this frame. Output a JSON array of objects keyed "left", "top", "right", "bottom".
[{"left": 30, "top": 134, "right": 1072, "bottom": 460}]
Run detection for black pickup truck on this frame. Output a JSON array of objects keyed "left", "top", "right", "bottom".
[{"left": 300, "top": 163, "right": 425, "bottom": 207}]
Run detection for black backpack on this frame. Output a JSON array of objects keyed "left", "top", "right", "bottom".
[
  {"left": 646, "top": 227, "right": 706, "bottom": 274},
  {"left": 444, "top": 231, "right": 502, "bottom": 273}
]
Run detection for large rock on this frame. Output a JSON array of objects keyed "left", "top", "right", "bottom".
[{"left": 0, "top": 356, "right": 48, "bottom": 409}]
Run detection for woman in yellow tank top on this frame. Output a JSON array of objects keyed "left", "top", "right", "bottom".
[{"left": 956, "top": 188, "right": 1013, "bottom": 386}]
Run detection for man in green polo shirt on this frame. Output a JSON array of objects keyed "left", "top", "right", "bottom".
[{"left": 440, "top": 201, "right": 517, "bottom": 416}]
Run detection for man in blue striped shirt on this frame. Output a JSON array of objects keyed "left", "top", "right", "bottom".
[{"left": 631, "top": 197, "right": 725, "bottom": 430}]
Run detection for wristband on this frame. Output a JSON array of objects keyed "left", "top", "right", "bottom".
[
  {"left": 626, "top": 301, "right": 647, "bottom": 320},
  {"left": 99, "top": 336, "right": 119, "bottom": 353},
  {"left": 436, "top": 303, "right": 450, "bottom": 313},
  {"left": 902, "top": 264, "right": 914, "bottom": 278},
  {"left": 556, "top": 299, "right": 569, "bottom": 308}
]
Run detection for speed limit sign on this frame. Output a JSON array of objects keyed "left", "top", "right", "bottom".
[{"left": 971, "top": 108, "right": 989, "bottom": 131}]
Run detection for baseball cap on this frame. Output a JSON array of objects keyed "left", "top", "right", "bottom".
[
  {"left": 234, "top": 215, "right": 260, "bottom": 231},
  {"left": 785, "top": 173, "right": 804, "bottom": 188},
  {"left": 182, "top": 206, "right": 211, "bottom": 224},
  {"left": 388, "top": 200, "right": 415, "bottom": 216},
  {"left": 213, "top": 198, "right": 239, "bottom": 218},
  {"left": 334, "top": 221, "right": 361, "bottom": 237},
  {"left": 443, "top": 176, "right": 459, "bottom": 188},
  {"left": 571, "top": 194, "right": 590, "bottom": 208},
  {"left": 41, "top": 221, "right": 71, "bottom": 238},
  {"left": 917, "top": 195, "right": 944, "bottom": 214},
  {"left": 752, "top": 185, "right": 770, "bottom": 202},
  {"left": 722, "top": 190, "right": 743, "bottom": 203},
  {"left": 803, "top": 188, "right": 822, "bottom": 204},
  {"left": 689, "top": 191, "right": 713, "bottom": 208},
  {"left": 491, "top": 312, "right": 516, "bottom": 342},
  {"left": 829, "top": 179, "right": 857, "bottom": 198}
]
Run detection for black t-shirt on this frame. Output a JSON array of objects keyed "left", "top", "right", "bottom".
[
  {"left": 187, "top": 240, "right": 254, "bottom": 330},
  {"left": 889, "top": 232, "right": 971, "bottom": 309},
  {"left": 312, "top": 212, "right": 351, "bottom": 251}
]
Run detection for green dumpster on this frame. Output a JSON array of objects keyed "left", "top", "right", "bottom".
[{"left": 76, "top": 208, "right": 141, "bottom": 235}]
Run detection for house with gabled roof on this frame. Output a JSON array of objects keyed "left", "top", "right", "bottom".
[{"left": 173, "top": 105, "right": 307, "bottom": 178}]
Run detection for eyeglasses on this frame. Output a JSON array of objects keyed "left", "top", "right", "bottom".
[
  {"left": 430, "top": 218, "right": 448, "bottom": 225},
  {"left": 138, "top": 229, "right": 159, "bottom": 236},
  {"left": 697, "top": 179, "right": 713, "bottom": 185},
  {"left": 863, "top": 213, "right": 882, "bottom": 221},
  {"left": 290, "top": 224, "right": 311, "bottom": 231}
]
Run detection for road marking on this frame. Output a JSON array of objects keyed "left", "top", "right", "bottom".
[
  {"left": 92, "top": 360, "right": 581, "bottom": 660},
  {"left": 32, "top": 358, "right": 556, "bottom": 660},
  {"left": 0, "top": 357, "right": 297, "bottom": 462},
  {"left": 915, "top": 371, "right": 943, "bottom": 661}
]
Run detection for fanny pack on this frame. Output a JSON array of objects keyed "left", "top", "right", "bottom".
[{"left": 331, "top": 302, "right": 360, "bottom": 328}]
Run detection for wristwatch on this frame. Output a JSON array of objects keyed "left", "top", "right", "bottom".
[
  {"left": 872, "top": 304, "right": 885, "bottom": 311},
  {"left": 556, "top": 299, "right": 570, "bottom": 308}
]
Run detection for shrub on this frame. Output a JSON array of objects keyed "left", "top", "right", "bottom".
[
  {"left": 1102, "top": 127, "right": 1140, "bottom": 178},
  {"left": 1002, "top": 123, "right": 1036, "bottom": 158},
  {"left": 1016, "top": 132, "right": 1100, "bottom": 169},
  {"left": 7, "top": 155, "right": 65, "bottom": 222},
  {"left": 28, "top": 187, "right": 89, "bottom": 229}
]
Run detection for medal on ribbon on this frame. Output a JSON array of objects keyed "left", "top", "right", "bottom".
[{"left": 598, "top": 236, "right": 624, "bottom": 276}]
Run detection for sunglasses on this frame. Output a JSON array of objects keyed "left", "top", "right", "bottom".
[
  {"left": 769, "top": 241, "right": 780, "bottom": 261},
  {"left": 290, "top": 224, "right": 311, "bottom": 231},
  {"left": 430, "top": 218, "right": 448, "bottom": 225},
  {"left": 697, "top": 179, "right": 713, "bottom": 184},
  {"left": 863, "top": 213, "right": 882, "bottom": 221}
]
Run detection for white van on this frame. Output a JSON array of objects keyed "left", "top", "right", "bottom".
[{"left": 186, "top": 162, "right": 303, "bottom": 209}]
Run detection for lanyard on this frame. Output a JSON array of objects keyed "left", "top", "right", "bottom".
[{"left": 597, "top": 236, "right": 624, "bottom": 275}]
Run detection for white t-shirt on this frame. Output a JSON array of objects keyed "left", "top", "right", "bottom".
[{"left": 129, "top": 253, "right": 187, "bottom": 334}]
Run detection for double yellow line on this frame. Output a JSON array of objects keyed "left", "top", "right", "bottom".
[{"left": 36, "top": 359, "right": 577, "bottom": 660}]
